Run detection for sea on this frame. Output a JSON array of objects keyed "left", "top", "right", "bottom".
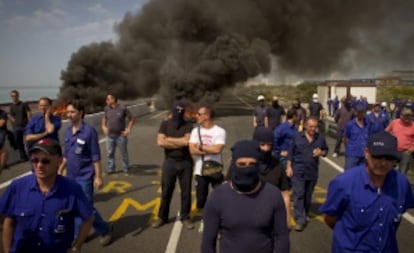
[{"left": 0, "top": 86, "right": 60, "bottom": 104}]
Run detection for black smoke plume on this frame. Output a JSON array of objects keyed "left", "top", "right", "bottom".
[{"left": 59, "top": 0, "right": 414, "bottom": 108}]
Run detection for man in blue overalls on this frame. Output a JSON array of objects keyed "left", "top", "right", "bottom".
[{"left": 0, "top": 138, "right": 93, "bottom": 253}]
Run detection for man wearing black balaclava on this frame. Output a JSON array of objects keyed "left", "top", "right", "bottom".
[
  {"left": 267, "top": 95, "right": 286, "bottom": 130},
  {"left": 253, "top": 127, "right": 291, "bottom": 228},
  {"left": 152, "top": 99, "right": 195, "bottom": 229},
  {"left": 201, "top": 140, "right": 289, "bottom": 253}
]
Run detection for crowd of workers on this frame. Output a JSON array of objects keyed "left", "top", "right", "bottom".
[{"left": 0, "top": 90, "right": 413, "bottom": 252}]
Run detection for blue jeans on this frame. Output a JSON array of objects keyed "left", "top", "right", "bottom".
[
  {"left": 106, "top": 135, "right": 129, "bottom": 172},
  {"left": 75, "top": 180, "right": 109, "bottom": 237}
]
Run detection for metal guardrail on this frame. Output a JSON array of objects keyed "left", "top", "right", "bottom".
[{"left": 5, "top": 101, "right": 151, "bottom": 166}]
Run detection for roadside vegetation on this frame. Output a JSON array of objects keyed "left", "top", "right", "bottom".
[{"left": 244, "top": 82, "right": 414, "bottom": 106}]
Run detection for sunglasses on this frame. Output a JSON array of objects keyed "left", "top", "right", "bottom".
[
  {"left": 197, "top": 112, "right": 207, "bottom": 116},
  {"left": 31, "top": 158, "right": 52, "bottom": 165}
]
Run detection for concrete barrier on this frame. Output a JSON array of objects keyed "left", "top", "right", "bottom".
[{"left": 5, "top": 101, "right": 151, "bottom": 166}]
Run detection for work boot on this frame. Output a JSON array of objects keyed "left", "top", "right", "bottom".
[
  {"left": 99, "top": 223, "right": 114, "bottom": 246},
  {"left": 182, "top": 219, "right": 194, "bottom": 230},
  {"left": 152, "top": 219, "right": 167, "bottom": 228}
]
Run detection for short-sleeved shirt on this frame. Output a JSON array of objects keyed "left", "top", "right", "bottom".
[
  {"left": 366, "top": 112, "right": 389, "bottom": 134},
  {"left": 63, "top": 122, "right": 101, "bottom": 180},
  {"left": 24, "top": 113, "right": 62, "bottom": 148},
  {"left": 189, "top": 125, "right": 226, "bottom": 176},
  {"left": 253, "top": 105, "right": 268, "bottom": 127},
  {"left": 287, "top": 131, "right": 329, "bottom": 180},
  {"left": 0, "top": 174, "right": 93, "bottom": 253},
  {"left": 343, "top": 118, "right": 370, "bottom": 157},
  {"left": 9, "top": 101, "right": 31, "bottom": 128},
  {"left": 319, "top": 166, "right": 414, "bottom": 253},
  {"left": 308, "top": 102, "right": 323, "bottom": 118},
  {"left": 386, "top": 119, "right": 414, "bottom": 151},
  {"left": 266, "top": 105, "right": 285, "bottom": 130},
  {"left": 104, "top": 105, "right": 130, "bottom": 138},
  {"left": 158, "top": 119, "right": 193, "bottom": 160}
]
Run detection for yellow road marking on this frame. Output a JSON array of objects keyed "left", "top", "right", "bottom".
[
  {"left": 101, "top": 181, "right": 132, "bottom": 193},
  {"left": 109, "top": 197, "right": 161, "bottom": 223}
]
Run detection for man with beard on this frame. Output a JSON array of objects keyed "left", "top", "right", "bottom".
[
  {"left": 152, "top": 100, "right": 194, "bottom": 229},
  {"left": 319, "top": 131, "right": 414, "bottom": 253},
  {"left": 201, "top": 140, "right": 289, "bottom": 253},
  {"left": 266, "top": 95, "right": 286, "bottom": 131}
]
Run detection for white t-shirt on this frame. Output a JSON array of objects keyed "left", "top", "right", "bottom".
[{"left": 189, "top": 124, "right": 226, "bottom": 176}]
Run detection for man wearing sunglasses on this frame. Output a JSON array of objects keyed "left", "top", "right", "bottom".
[
  {"left": 0, "top": 138, "right": 93, "bottom": 253},
  {"left": 319, "top": 131, "right": 414, "bottom": 253}
]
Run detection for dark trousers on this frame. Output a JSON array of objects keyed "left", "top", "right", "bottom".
[
  {"left": 334, "top": 129, "right": 344, "bottom": 154},
  {"left": 158, "top": 158, "right": 193, "bottom": 221},
  {"left": 399, "top": 151, "right": 412, "bottom": 175},
  {"left": 292, "top": 177, "right": 317, "bottom": 226},
  {"left": 13, "top": 128, "right": 27, "bottom": 160},
  {"left": 195, "top": 174, "right": 223, "bottom": 210}
]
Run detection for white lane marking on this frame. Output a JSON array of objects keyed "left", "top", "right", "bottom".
[
  {"left": 0, "top": 171, "right": 32, "bottom": 190},
  {"left": 321, "top": 156, "right": 414, "bottom": 226},
  {"left": 0, "top": 137, "right": 107, "bottom": 190},
  {"left": 165, "top": 212, "right": 183, "bottom": 253},
  {"left": 151, "top": 110, "right": 168, "bottom": 119},
  {"left": 0, "top": 109, "right": 163, "bottom": 190}
]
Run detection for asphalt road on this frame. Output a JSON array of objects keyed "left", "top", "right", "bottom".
[{"left": 1, "top": 90, "right": 414, "bottom": 253}]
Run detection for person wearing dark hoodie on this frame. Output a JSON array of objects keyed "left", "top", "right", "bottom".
[
  {"left": 202, "top": 140, "right": 289, "bottom": 253},
  {"left": 253, "top": 126, "right": 292, "bottom": 228},
  {"left": 152, "top": 99, "right": 195, "bottom": 229}
]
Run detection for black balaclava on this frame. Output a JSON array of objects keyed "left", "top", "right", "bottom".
[
  {"left": 252, "top": 127, "right": 274, "bottom": 173},
  {"left": 230, "top": 140, "right": 261, "bottom": 192},
  {"left": 172, "top": 99, "right": 186, "bottom": 129},
  {"left": 272, "top": 99, "right": 279, "bottom": 108}
]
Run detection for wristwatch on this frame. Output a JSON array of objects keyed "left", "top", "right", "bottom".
[{"left": 71, "top": 246, "right": 80, "bottom": 253}]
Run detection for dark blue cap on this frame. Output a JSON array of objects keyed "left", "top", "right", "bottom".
[{"left": 367, "top": 131, "right": 400, "bottom": 161}]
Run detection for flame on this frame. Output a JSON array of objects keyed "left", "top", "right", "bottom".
[{"left": 52, "top": 100, "right": 68, "bottom": 118}]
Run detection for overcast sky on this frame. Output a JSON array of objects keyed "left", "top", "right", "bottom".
[{"left": 0, "top": 0, "right": 148, "bottom": 88}]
